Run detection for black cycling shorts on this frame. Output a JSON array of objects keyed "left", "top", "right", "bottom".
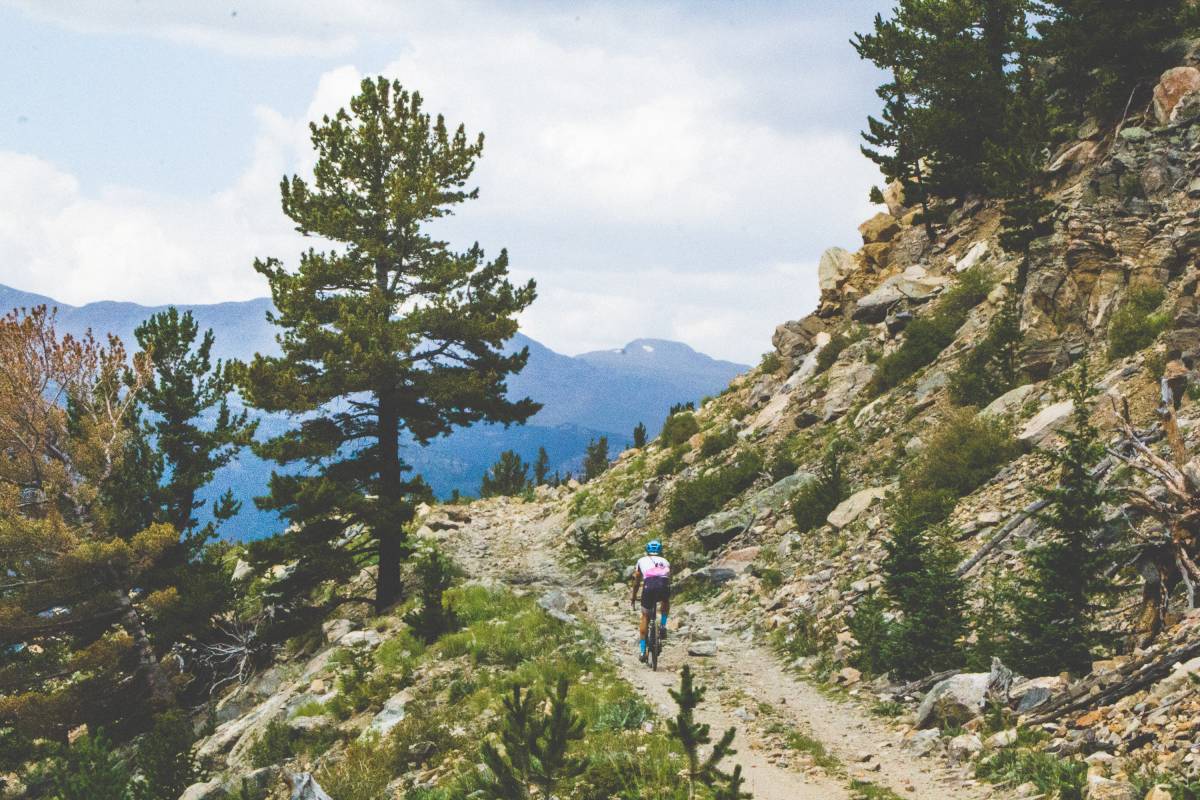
[{"left": 641, "top": 577, "right": 671, "bottom": 612}]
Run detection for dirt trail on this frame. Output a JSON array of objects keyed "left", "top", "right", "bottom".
[{"left": 438, "top": 499, "right": 1004, "bottom": 800}]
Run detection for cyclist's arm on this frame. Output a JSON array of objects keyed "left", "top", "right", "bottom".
[{"left": 630, "top": 566, "right": 643, "bottom": 605}]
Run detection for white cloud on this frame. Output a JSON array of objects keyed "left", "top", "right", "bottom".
[{"left": 0, "top": 2, "right": 885, "bottom": 362}]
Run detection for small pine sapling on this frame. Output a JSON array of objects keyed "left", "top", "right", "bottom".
[
  {"left": 668, "top": 665, "right": 740, "bottom": 799},
  {"left": 633, "top": 421, "right": 648, "bottom": 449}
]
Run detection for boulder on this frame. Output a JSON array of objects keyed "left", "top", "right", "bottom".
[
  {"left": 822, "top": 362, "right": 876, "bottom": 420},
  {"left": 955, "top": 241, "right": 988, "bottom": 272},
  {"left": 818, "top": 247, "right": 856, "bottom": 294},
  {"left": 853, "top": 268, "right": 948, "bottom": 322},
  {"left": 1085, "top": 776, "right": 1138, "bottom": 800},
  {"left": 687, "top": 640, "right": 718, "bottom": 657},
  {"left": 914, "top": 368, "right": 949, "bottom": 404},
  {"left": 366, "top": 689, "right": 411, "bottom": 737},
  {"left": 286, "top": 774, "right": 334, "bottom": 800},
  {"left": 231, "top": 559, "right": 254, "bottom": 582},
  {"left": 980, "top": 383, "right": 1037, "bottom": 418},
  {"left": 1018, "top": 399, "right": 1075, "bottom": 446},
  {"left": 835, "top": 667, "right": 861, "bottom": 686},
  {"left": 180, "top": 781, "right": 228, "bottom": 800},
  {"left": 695, "top": 506, "right": 756, "bottom": 551},
  {"left": 901, "top": 728, "right": 941, "bottom": 757},
  {"left": 337, "top": 629, "right": 383, "bottom": 649},
  {"left": 827, "top": 486, "right": 891, "bottom": 530},
  {"left": 1118, "top": 126, "right": 1151, "bottom": 142},
  {"left": 692, "top": 566, "right": 738, "bottom": 585},
  {"left": 916, "top": 673, "right": 990, "bottom": 729},
  {"left": 1009, "top": 676, "right": 1064, "bottom": 712},
  {"left": 287, "top": 714, "right": 336, "bottom": 734},
  {"left": 859, "top": 213, "right": 901, "bottom": 244},
  {"left": 947, "top": 732, "right": 983, "bottom": 763},
  {"left": 321, "top": 618, "right": 356, "bottom": 644},
  {"left": 566, "top": 513, "right": 612, "bottom": 543},
  {"left": 1153, "top": 66, "right": 1200, "bottom": 125},
  {"left": 882, "top": 179, "right": 906, "bottom": 216}
]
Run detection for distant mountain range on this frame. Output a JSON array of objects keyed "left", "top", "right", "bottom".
[{"left": 0, "top": 284, "right": 745, "bottom": 539}]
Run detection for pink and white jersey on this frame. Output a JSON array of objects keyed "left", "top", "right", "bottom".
[{"left": 637, "top": 555, "right": 671, "bottom": 579}]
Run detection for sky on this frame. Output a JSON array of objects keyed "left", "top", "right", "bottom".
[{"left": 0, "top": 1, "right": 890, "bottom": 363}]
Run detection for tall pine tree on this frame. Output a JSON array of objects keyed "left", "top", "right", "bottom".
[
  {"left": 243, "top": 78, "right": 538, "bottom": 612},
  {"left": 1009, "top": 367, "right": 1115, "bottom": 675},
  {"left": 480, "top": 450, "right": 531, "bottom": 498}
]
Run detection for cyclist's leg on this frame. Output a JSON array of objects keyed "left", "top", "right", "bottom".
[
  {"left": 638, "top": 599, "right": 652, "bottom": 659},
  {"left": 659, "top": 594, "right": 670, "bottom": 634}
]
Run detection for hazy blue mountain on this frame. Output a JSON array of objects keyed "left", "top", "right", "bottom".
[{"left": 1, "top": 284, "right": 745, "bottom": 540}]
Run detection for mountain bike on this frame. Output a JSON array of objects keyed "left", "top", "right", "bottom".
[{"left": 642, "top": 595, "right": 663, "bottom": 671}]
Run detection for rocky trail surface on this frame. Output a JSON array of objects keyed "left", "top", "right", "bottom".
[{"left": 433, "top": 498, "right": 1010, "bottom": 800}]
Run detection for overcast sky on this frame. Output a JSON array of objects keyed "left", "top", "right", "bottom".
[{"left": 0, "top": 1, "right": 890, "bottom": 363}]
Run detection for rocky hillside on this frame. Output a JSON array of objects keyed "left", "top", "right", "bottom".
[{"left": 66, "top": 57, "right": 1200, "bottom": 800}]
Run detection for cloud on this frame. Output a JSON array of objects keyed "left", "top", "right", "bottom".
[{"left": 0, "top": 2, "right": 886, "bottom": 362}]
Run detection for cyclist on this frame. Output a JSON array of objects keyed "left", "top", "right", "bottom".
[{"left": 630, "top": 539, "right": 671, "bottom": 662}]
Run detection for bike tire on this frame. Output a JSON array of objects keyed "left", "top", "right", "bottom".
[{"left": 649, "top": 601, "right": 659, "bottom": 671}]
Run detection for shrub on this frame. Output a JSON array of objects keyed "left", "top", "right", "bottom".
[
  {"left": 759, "top": 351, "right": 782, "bottom": 373},
  {"left": 1108, "top": 284, "right": 1169, "bottom": 358},
  {"left": 867, "top": 268, "right": 993, "bottom": 397},
  {"left": 660, "top": 411, "right": 700, "bottom": 447},
  {"left": 480, "top": 449, "right": 531, "bottom": 497},
  {"left": 316, "top": 738, "right": 395, "bottom": 800},
  {"left": 247, "top": 720, "right": 296, "bottom": 769},
  {"left": 976, "top": 747, "right": 1086, "bottom": 799},
  {"left": 699, "top": 427, "right": 737, "bottom": 458},
  {"left": 948, "top": 290, "right": 1022, "bottom": 406},
  {"left": 816, "top": 326, "right": 866, "bottom": 374},
  {"left": 632, "top": 422, "right": 647, "bottom": 449},
  {"left": 38, "top": 730, "right": 130, "bottom": 800},
  {"left": 131, "top": 710, "right": 202, "bottom": 800},
  {"left": 583, "top": 436, "right": 610, "bottom": 481},
  {"left": 848, "top": 591, "right": 893, "bottom": 676},
  {"left": 326, "top": 645, "right": 387, "bottom": 720},
  {"left": 406, "top": 548, "right": 462, "bottom": 643},
  {"left": 902, "top": 409, "right": 1020, "bottom": 502},
  {"left": 664, "top": 450, "right": 763, "bottom": 531},
  {"left": 790, "top": 441, "right": 849, "bottom": 533},
  {"left": 655, "top": 446, "right": 687, "bottom": 477}
]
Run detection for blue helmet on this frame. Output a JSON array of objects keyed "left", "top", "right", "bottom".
[{"left": 645, "top": 539, "right": 663, "bottom": 555}]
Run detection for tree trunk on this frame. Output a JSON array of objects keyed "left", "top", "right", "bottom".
[
  {"left": 375, "top": 390, "right": 403, "bottom": 612},
  {"left": 113, "top": 585, "right": 174, "bottom": 710}
]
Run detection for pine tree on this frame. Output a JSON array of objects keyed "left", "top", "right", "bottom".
[
  {"left": 713, "top": 765, "right": 752, "bottom": 800},
  {"left": 790, "top": 439, "right": 848, "bottom": 533},
  {"left": 529, "top": 677, "right": 586, "bottom": 799},
  {"left": 405, "top": 548, "right": 460, "bottom": 643},
  {"left": 39, "top": 729, "right": 131, "bottom": 800},
  {"left": 0, "top": 307, "right": 179, "bottom": 741},
  {"left": 632, "top": 421, "right": 648, "bottom": 449},
  {"left": 130, "top": 709, "right": 202, "bottom": 800},
  {"left": 478, "top": 679, "right": 586, "bottom": 800},
  {"left": 854, "top": 1, "right": 1031, "bottom": 203},
  {"left": 132, "top": 307, "right": 255, "bottom": 539},
  {"left": 948, "top": 289, "right": 1023, "bottom": 407},
  {"left": 1037, "top": 0, "right": 1199, "bottom": 121},
  {"left": 533, "top": 446, "right": 550, "bottom": 486},
  {"left": 481, "top": 450, "right": 531, "bottom": 498},
  {"left": 1009, "top": 367, "right": 1115, "bottom": 675},
  {"left": 583, "top": 437, "right": 610, "bottom": 482},
  {"left": 243, "top": 77, "right": 539, "bottom": 613},
  {"left": 668, "top": 665, "right": 739, "bottom": 800}
]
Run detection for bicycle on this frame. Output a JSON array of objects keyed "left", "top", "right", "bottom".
[{"left": 640, "top": 594, "right": 664, "bottom": 671}]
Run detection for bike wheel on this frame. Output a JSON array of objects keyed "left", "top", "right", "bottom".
[{"left": 649, "top": 602, "right": 659, "bottom": 671}]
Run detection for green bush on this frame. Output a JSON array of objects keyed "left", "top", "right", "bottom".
[
  {"left": 948, "top": 290, "right": 1022, "bottom": 407},
  {"left": 248, "top": 719, "right": 295, "bottom": 769},
  {"left": 405, "top": 548, "right": 461, "bottom": 643},
  {"left": 790, "top": 441, "right": 848, "bottom": 532},
  {"left": 816, "top": 326, "right": 867, "bottom": 374},
  {"left": 659, "top": 411, "right": 700, "bottom": 447},
  {"left": 903, "top": 409, "right": 1020, "bottom": 502},
  {"left": 867, "top": 268, "right": 993, "bottom": 397},
  {"left": 38, "top": 730, "right": 130, "bottom": 800},
  {"left": 655, "top": 446, "right": 687, "bottom": 477},
  {"left": 1108, "top": 284, "right": 1169, "bottom": 358},
  {"left": 699, "top": 427, "right": 737, "bottom": 459},
  {"left": 759, "top": 351, "right": 782, "bottom": 373},
  {"left": 848, "top": 591, "right": 893, "bottom": 675},
  {"left": 131, "top": 710, "right": 202, "bottom": 800},
  {"left": 665, "top": 450, "right": 763, "bottom": 531},
  {"left": 976, "top": 746, "right": 1086, "bottom": 799}
]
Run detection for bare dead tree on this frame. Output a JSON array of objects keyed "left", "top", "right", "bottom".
[{"left": 1105, "top": 376, "right": 1200, "bottom": 646}]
